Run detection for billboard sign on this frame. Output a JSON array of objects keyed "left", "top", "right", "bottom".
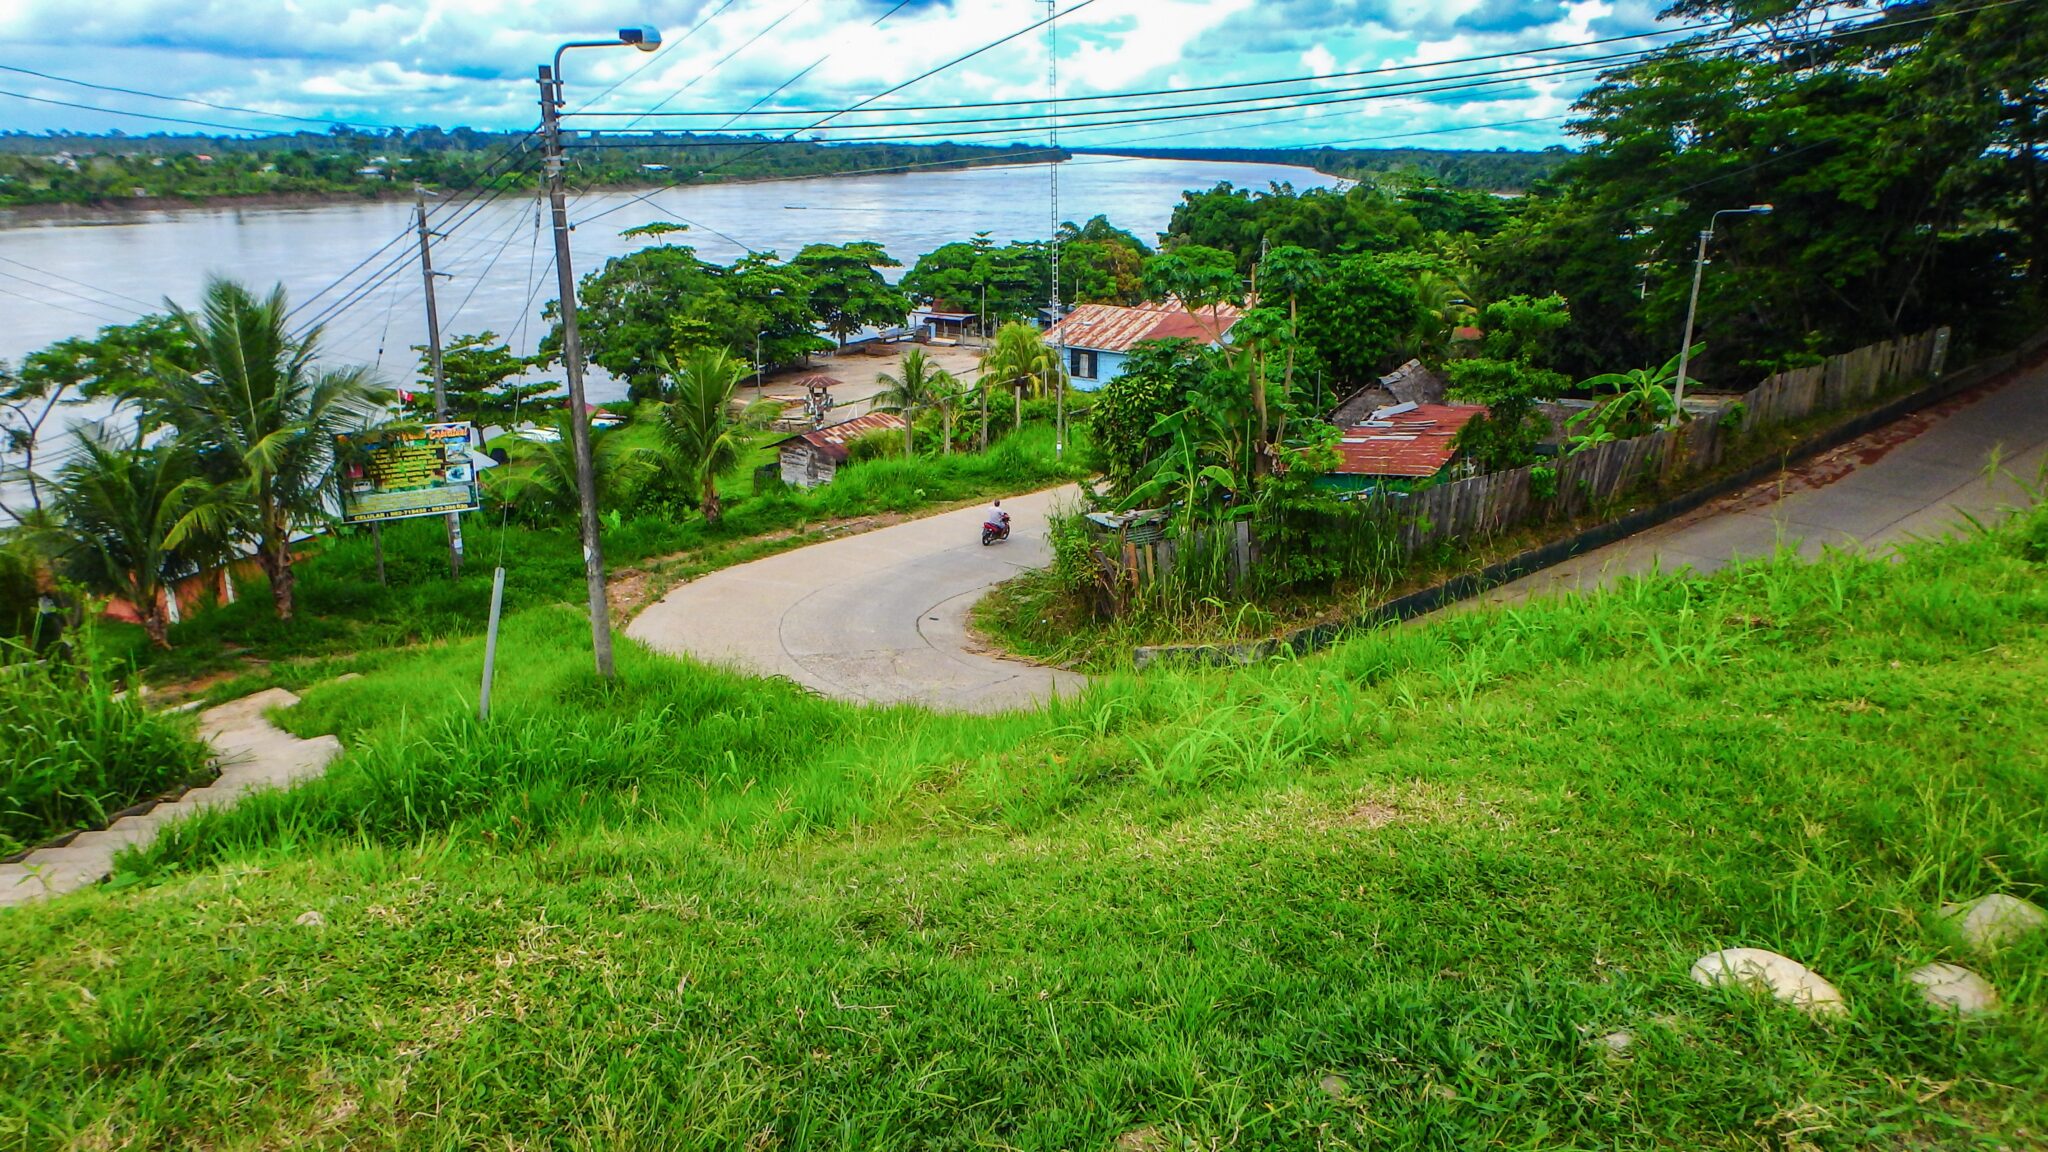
[{"left": 336, "top": 422, "right": 480, "bottom": 525}]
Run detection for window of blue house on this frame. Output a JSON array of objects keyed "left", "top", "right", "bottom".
[{"left": 1069, "top": 348, "right": 1098, "bottom": 380}]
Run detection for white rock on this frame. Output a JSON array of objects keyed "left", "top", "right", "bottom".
[
  {"left": 1940, "top": 894, "right": 2047, "bottom": 952},
  {"left": 1317, "top": 1074, "right": 1348, "bottom": 1098},
  {"left": 1689, "top": 948, "right": 1847, "bottom": 1016},
  {"left": 1590, "top": 1030, "right": 1634, "bottom": 1059},
  {"left": 1907, "top": 962, "right": 1998, "bottom": 1015},
  {"left": 294, "top": 910, "right": 326, "bottom": 928}
]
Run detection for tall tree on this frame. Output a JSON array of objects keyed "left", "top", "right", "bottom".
[
  {"left": 144, "top": 278, "right": 385, "bottom": 621},
  {"left": 1, "top": 317, "right": 197, "bottom": 521},
  {"left": 793, "top": 242, "right": 908, "bottom": 345},
  {"left": 407, "top": 332, "right": 548, "bottom": 428},
  {"left": 1142, "top": 245, "right": 1243, "bottom": 340}
]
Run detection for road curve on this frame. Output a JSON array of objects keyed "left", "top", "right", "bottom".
[{"left": 627, "top": 487, "right": 1086, "bottom": 713}]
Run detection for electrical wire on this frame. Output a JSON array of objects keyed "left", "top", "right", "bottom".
[
  {"left": 0, "top": 254, "right": 161, "bottom": 312},
  {"left": 572, "top": 0, "right": 1098, "bottom": 231},
  {"left": 611, "top": 0, "right": 815, "bottom": 132},
  {"left": 568, "top": 18, "right": 1730, "bottom": 119},
  {"left": 0, "top": 62, "right": 404, "bottom": 133}
]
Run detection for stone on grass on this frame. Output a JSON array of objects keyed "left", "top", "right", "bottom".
[
  {"left": 1907, "top": 962, "right": 1997, "bottom": 1016},
  {"left": 1317, "top": 1074, "right": 1348, "bottom": 1098},
  {"left": 1589, "top": 1030, "right": 1634, "bottom": 1060},
  {"left": 294, "top": 910, "right": 326, "bottom": 928},
  {"left": 1940, "top": 894, "right": 2046, "bottom": 953},
  {"left": 1689, "top": 948, "right": 1847, "bottom": 1016},
  {"left": 1115, "top": 1126, "right": 1166, "bottom": 1152}
]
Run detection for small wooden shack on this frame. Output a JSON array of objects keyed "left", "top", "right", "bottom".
[{"left": 774, "top": 411, "right": 908, "bottom": 489}]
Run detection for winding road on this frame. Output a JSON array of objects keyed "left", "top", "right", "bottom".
[
  {"left": 628, "top": 487, "right": 1085, "bottom": 713},
  {"left": 629, "top": 357, "right": 2047, "bottom": 712}
]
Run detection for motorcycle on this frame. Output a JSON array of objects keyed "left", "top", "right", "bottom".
[{"left": 981, "top": 516, "right": 1010, "bottom": 546}]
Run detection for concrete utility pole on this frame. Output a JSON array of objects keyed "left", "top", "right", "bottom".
[
  {"left": 1046, "top": 0, "right": 1065, "bottom": 460},
  {"left": 415, "top": 186, "right": 464, "bottom": 578},
  {"left": 1672, "top": 203, "right": 1772, "bottom": 426},
  {"left": 538, "top": 56, "right": 615, "bottom": 677}
]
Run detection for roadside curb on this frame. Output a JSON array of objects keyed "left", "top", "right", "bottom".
[
  {"left": 1134, "top": 330, "right": 2048, "bottom": 671},
  {"left": 0, "top": 689, "right": 340, "bottom": 908}
]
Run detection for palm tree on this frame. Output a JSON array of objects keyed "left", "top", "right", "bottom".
[
  {"left": 979, "top": 322, "right": 1063, "bottom": 437},
  {"left": 511, "top": 412, "right": 646, "bottom": 522},
  {"left": 50, "top": 427, "right": 233, "bottom": 649},
  {"left": 658, "top": 347, "right": 753, "bottom": 525},
  {"left": 144, "top": 278, "right": 385, "bottom": 621},
  {"left": 1405, "top": 270, "right": 1479, "bottom": 363},
  {"left": 871, "top": 348, "right": 959, "bottom": 454}
]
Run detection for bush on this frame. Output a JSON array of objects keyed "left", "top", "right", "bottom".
[
  {"left": 844, "top": 428, "right": 906, "bottom": 464},
  {"left": 0, "top": 636, "right": 212, "bottom": 854}
]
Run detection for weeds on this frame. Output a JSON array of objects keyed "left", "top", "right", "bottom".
[{"left": 4, "top": 508, "right": 2048, "bottom": 1148}]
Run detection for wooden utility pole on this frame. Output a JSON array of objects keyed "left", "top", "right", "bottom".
[
  {"left": 537, "top": 62, "right": 616, "bottom": 677},
  {"left": 415, "top": 186, "right": 464, "bottom": 578}
]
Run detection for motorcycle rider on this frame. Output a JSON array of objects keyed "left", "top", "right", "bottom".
[{"left": 983, "top": 498, "right": 1010, "bottom": 536}]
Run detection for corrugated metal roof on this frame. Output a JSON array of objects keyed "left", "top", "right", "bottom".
[
  {"left": 1043, "top": 301, "right": 1241, "bottom": 354},
  {"left": 774, "top": 411, "right": 908, "bottom": 464},
  {"left": 1331, "top": 403, "right": 1489, "bottom": 478}
]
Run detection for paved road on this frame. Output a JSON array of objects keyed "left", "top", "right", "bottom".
[
  {"left": 628, "top": 487, "right": 1085, "bottom": 712},
  {"left": 1471, "top": 357, "right": 2048, "bottom": 607}
]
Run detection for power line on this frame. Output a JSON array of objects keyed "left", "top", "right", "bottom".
[
  {"left": 0, "top": 254, "right": 160, "bottom": 311},
  {"left": 0, "top": 62, "right": 403, "bottom": 133},
  {"left": 613, "top": 0, "right": 816, "bottom": 132},
  {"left": 0, "top": 87, "right": 301, "bottom": 135},
  {"left": 572, "top": 0, "right": 1099, "bottom": 231},
  {"left": 564, "top": 0, "right": 753, "bottom": 115},
  {"left": 565, "top": 18, "right": 1725, "bottom": 120}
]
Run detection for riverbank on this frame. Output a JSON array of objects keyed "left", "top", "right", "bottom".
[{"left": 0, "top": 154, "right": 1066, "bottom": 226}]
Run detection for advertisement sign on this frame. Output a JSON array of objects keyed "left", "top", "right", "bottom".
[{"left": 336, "top": 422, "right": 480, "bottom": 525}]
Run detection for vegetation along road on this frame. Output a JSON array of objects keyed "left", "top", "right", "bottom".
[
  {"left": 1478, "top": 356, "right": 2048, "bottom": 607},
  {"left": 628, "top": 485, "right": 1084, "bottom": 711}
]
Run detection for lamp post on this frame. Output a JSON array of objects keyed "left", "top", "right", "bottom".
[
  {"left": 1671, "top": 203, "right": 1772, "bottom": 425},
  {"left": 538, "top": 25, "right": 660, "bottom": 679},
  {"left": 755, "top": 330, "right": 768, "bottom": 392}
]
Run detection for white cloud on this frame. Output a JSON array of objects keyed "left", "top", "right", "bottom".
[{"left": 0, "top": 0, "right": 1671, "bottom": 148}]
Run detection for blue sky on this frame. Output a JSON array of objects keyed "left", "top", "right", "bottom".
[{"left": 0, "top": 0, "right": 1677, "bottom": 150}]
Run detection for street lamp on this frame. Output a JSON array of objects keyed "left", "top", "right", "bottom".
[
  {"left": 755, "top": 330, "right": 769, "bottom": 391},
  {"left": 538, "top": 25, "right": 661, "bottom": 679},
  {"left": 1671, "top": 203, "right": 1772, "bottom": 424}
]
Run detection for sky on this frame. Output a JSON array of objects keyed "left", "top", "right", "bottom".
[{"left": 0, "top": 0, "right": 1684, "bottom": 152}]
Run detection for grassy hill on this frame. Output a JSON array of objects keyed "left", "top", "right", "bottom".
[{"left": 4, "top": 504, "right": 2046, "bottom": 1148}]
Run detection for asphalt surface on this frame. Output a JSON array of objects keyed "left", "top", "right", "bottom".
[
  {"left": 627, "top": 486, "right": 1086, "bottom": 713},
  {"left": 1470, "top": 356, "right": 2048, "bottom": 607}
]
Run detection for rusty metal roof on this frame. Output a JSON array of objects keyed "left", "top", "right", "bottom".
[
  {"left": 774, "top": 411, "right": 907, "bottom": 464},
  {"left": 1332, "top": 403, "right": 1489, "bottom": 478},
  {"left": 1043, "top": 301, "right": 1241, "bottom": 354}
]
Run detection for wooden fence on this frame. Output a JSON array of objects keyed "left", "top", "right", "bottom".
[
  {"left": 1100, "top": 327, "right": 1948, "bottom": 586},
  {"left": 1384, "top": 327, "right": 1946, "bottom": 555}
]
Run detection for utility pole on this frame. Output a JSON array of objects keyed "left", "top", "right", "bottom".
[
  {"left": 1046, "top": 0, "right": 1064, "bottom": 460},
  {"left": 415, "top": 186, "right": 463, "bottom": 578},
  {"left": 538, "top": 62, "right": 616, "bottom": 678}
]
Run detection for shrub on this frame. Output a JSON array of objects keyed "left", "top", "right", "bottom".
[
  {"left": 844, "top": 429, "right": 906, "bottom": 464},
  {"left": 0, "top": 635, "right": 212, "bottom": 854}
]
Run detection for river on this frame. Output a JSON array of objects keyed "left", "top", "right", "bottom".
[{"left": 0, "top": 156, "right": 1338, "bottom": 403}]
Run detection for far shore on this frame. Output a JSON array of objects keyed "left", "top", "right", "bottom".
[{"left": 0, "top": 153, "right": 1348, "bottom": 228}]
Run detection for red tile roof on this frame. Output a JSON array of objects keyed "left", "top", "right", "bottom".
[
  {"left": 1043, "top": 301, "right": 1241, "bottom": 353},
  {"left": 774, "top": 411, "right": 907, "bottom": 464},
  {"left": 1332, "top": 403, "right": 1489, "bottom": 478}
]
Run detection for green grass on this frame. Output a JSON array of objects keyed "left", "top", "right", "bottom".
[
  {"left": 3, "top": 513, "right": 2046, "bottom": 1148},
  {"left": 0, "top": 632, "right": 212, "bottom": 855},
  {"left": 117, "top": 421, "right": 1084, "bottom": 686}
]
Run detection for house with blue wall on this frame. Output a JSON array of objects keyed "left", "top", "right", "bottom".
[{"left": 1041, "top": 301, "right": 1242, "bottom": 391}]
